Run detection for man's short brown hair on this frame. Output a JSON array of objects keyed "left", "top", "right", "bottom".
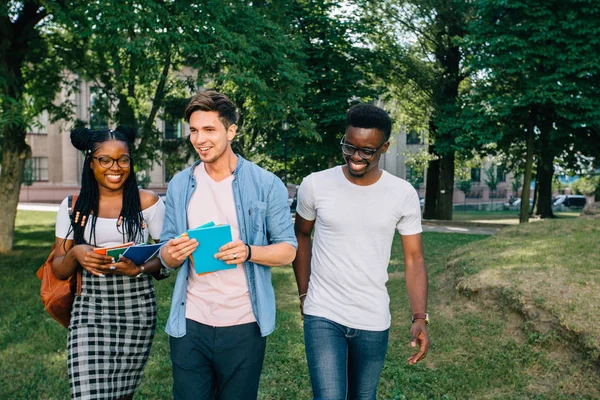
[{"left": 184, "top": 91, "right": 239, "bottom": 128}]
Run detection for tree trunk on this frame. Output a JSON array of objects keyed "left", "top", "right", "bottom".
[
  {"left": 436, "top": 152, "right": 454, "bottom": 220},
  {"left": 520, "top": 120, "right": 535, "bottom": 223},
  {"left": 0, "top": 128, "right": 30, "bottom": 253},
  {"left": 423, "top": 146, "right": 439, "bottom": 220},
  {"left": 536, "top": 138, "right": 555, "bottom": 218}
]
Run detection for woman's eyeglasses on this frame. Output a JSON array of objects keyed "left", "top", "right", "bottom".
[
  {"left": 92, "top": 155, "right": 131, "bottom": 169},
  {"left": 340, "top": 136, "right": 387, "bottom": 160}
]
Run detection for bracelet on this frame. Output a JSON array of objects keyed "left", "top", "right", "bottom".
[
  {"left": 244, "top": 244, "right": 252, "bottom": 262},
  {"left": 299, "top": 293, "right": 307, "bottom": 299},
  {"left": 135, "top": 265, "right": 145, "bottom": 278}
]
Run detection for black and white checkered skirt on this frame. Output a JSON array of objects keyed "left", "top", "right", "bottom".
[{"left": 67, "top": 270, "right": 157, "bottom": 400}]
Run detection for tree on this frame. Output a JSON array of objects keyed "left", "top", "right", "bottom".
[
  {"left": 511, "top": 174, "right": 522, "bottom": 198},
  {"left": 0, "top": 0, "right": 309, "bottom": 251},
  {"left": 360, "top": 0, "right": 477, "bottom": 220},
  {"left": 464, "top": 0, "right": 600, "bottom": 222},
  {"left": 484, "top": 166, "right": 499, "bottom": 211},
  {"left": 0, "top": 1, "right": 76, "bottom": 252},
  {"left": 456, "top": 179, "right": 472, "bottom": 212},
  {"left": 269, "top": 0, "right": 383, "bottom": 183},
  {"left": 404, "top": 149, "right": 435, "bottom": 190},
  {"left": 571, "top": 175, "right": 600, "bottom": 197}
]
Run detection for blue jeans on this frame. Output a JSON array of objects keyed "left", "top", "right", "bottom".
[
  {"left": 304, "top": 315, "right": 389, "bottom": 400},
  {"left": 170, "top": 319, "right": 266, "bottom": 400}
]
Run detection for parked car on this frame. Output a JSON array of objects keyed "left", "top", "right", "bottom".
[
  {"left": 504, "top": 198, "right": 533, "bottom": 211},
  {"left": 552, "top": 195, "right": 587, "bottom": 210}
]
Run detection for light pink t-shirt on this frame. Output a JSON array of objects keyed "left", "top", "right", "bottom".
[{"left": 185, "top": 163, "right": 255, "bottom": 326}]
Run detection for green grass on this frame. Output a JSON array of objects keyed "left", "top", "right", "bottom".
[
  {"left": 1, "top": 211, "right": 599, "bottom": 399},
  {"left": 449, "top": 218, "right": 600, "bottom": 364},
  {"left": 450, "top": 210, "right": 580, "bottom": 225}
]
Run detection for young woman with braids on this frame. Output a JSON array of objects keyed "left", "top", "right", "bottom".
[{"left": 52, "top": 126, "right": 166, "bottom": 400}]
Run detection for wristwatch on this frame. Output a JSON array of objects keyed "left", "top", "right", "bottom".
[
  {"left": 412, "top": 313, "right": 430, "bottom": 325},
  {"left": 135, "top": 265, "right": 145, "bottom": 278}
]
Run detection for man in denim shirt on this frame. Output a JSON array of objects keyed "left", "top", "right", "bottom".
[{"left": 159, "top": 91, "right": 297, "bottom": 400}]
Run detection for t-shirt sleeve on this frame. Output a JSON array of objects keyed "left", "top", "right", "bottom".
[
  {"left": 55, "top": 197, "right": 74, "bottom": 240},
  {"left": 396, "top": 186, "right": 423, "bottom": 235},
  {"left": 296, "top": 175, "right": 317, "bottom": 221},
  {"left": 143, "top": 196, "right": 166, "bottom": 241}
]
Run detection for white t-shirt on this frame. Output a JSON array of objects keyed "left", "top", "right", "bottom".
[
  {"left": 55, "top": 196, "right": 165, "bottom": 247},
  {"left": 296, "top": 166, "right": 422, "bottom": 331}
]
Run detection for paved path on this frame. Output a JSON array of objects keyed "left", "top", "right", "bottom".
[
  {"left": 422, "top": 224, "right": 500, "bottom": 235},
  {"left": 18, "top": 203, "right": 60, "bottom": 212}
]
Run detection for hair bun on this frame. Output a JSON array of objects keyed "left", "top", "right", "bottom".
[
  {"left": 70, "top": 127, "right": 93, "bottom": 151},
  {"left": 115, "top": 126, "right": 136, "bottom": 143}
]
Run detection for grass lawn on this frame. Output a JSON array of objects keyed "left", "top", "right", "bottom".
[
  {"left": 1, "top": 211, "right": 598, "bottom": 399},
  {"left": 450, "top": 210, "right": 579, "bottom": 225},
  {"left": 450, "top": 217, "right": 600, "bottom": 363}
]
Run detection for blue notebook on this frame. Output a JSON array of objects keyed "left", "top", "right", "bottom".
[
  {"left": 187, "top": 223, "right": 234, "bottom": 275},
  {"left": 121, "top": 242, "right": 163, "bottom": 265}
]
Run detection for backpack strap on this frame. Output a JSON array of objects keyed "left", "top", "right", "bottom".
[
  {"left": 67, "top": 195, "right": 78, "bottom": 217},
  {"left": 67, "top": 194, "right": 82, "bottom": 296}
]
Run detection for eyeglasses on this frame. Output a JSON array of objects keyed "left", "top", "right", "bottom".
[
  {"left": 340, "top": 136, "right": 387, "bottom": 160},
  {"left": 92, "top": 155, "right": 131, "bottom": 169}
]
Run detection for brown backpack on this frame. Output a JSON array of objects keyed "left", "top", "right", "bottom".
[{"left": 36, "top": 195, "right": 82, "bottom": 328}]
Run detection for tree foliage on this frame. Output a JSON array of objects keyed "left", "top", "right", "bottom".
[
  {"left": 464, "top": 0, "right": 600, "bottom": 220},
  {"left": 360, "top": 0, "right": 477, "bottom": 220},
  {"left": 0, "top": 0, "right": 80, "bottom": 252},
  {"left": 571, "top": 175, "right": 600, "bottom": 197},
  {"left": 255, "top": 0, "right": 383, "bottom": 184}
]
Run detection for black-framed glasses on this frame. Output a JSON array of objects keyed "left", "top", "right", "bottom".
[
  {"left": 92, "top": 155, "right": 131, "bottom": 169},
  {"left": 340, "top": 136, "right": 387, "bottom": 160}
]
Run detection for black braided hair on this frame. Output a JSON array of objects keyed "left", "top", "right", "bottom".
[{"left": 66, "top": 126, "right": 144, "bottom": 246}]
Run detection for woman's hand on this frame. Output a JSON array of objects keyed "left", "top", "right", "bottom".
[
  {"left": 70, "top": 244, "right": 113, "bottom": 277},
  {"left": 103, "top": 255, "right": 143, "bottom": 277}
]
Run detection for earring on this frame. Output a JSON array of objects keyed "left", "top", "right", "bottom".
[
  {"left": 142, "top": 220, "right": 146, "bottom": 229},
  {"left": 117, "top": 216, "right": 123, "bottom": 227}
]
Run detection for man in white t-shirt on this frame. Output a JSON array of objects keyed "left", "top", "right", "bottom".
[{"left": 293, "top": 103, "right": 429, "bottom": 399}]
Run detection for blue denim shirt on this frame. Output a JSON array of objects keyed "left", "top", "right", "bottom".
[{"left": 160, "top": 156, "right": 297, "bottom": 337}]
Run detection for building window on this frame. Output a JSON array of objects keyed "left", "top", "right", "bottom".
[
  {"left": 406, "top": 129, "right": 422, "bottom": 145},
  {"left": 470, "top": 168, "right": 481, "bottom": 182},
  {"left": 90, "top": 88, "right": 109, "bottom": 131},
  {"left": 165, "top": 120, "right": 182, "bottom": 139},
  {"left": 497, "top": 165, "right": 506, "bottom": 182},
  {"left": 24, "top": 157, "right": 49, "bottom": 182}
]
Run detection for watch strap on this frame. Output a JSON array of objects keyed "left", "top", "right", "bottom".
[{"left": 412, "top": 313, "right": 429, "bottom": 324}]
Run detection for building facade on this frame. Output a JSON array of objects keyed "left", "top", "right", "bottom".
[
  {"left": 20, "top": 79, "right": 187, "bottom": 203},
  {"left": 380, "top": 127, "right": 518, "bottom": 209}
]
